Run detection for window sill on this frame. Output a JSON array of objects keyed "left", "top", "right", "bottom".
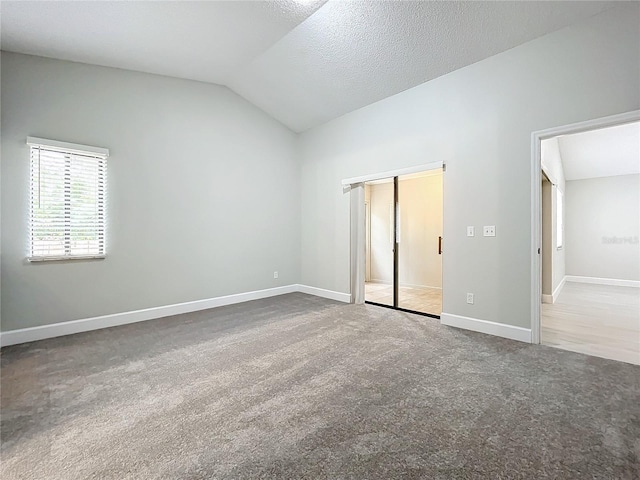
[{"left": 28, "top": 255, "right": 106, "bottom": 263}]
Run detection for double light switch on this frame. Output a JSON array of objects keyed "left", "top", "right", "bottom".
[{"left": 467, "top": 226, "right": 496, "bottom": 236}]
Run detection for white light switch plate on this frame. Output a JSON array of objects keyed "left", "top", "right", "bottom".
[
  {"left": 483, "top": 226, "right": 496, "bottom": 237},
  {"left": 467, "top": 226, "right": 475, "bottom": 237}
]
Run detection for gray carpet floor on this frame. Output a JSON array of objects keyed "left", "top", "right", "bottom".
[{"left": 1, "top": 292, "right": 639, "bottom": 479}]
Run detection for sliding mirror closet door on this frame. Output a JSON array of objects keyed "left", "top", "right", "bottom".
[
  {"left": 397, "top": 170, "right": 444, "bottom": 315},
  {"left": 364, "top": 179, "right": 395, "bottom": 306}
]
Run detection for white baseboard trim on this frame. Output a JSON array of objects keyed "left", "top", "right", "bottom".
[
  {"left": 552, "top": 276, "right": 567, "bottom": 302},
  {"left": 0, "top": 284, "right": 350, "bottom": 347},
  {"left": 565, "top": 275, "right": 640, "bottom": 288},
  {"left": 440, "top": 312, "right": 532, "bottom": 344},
  {"left": 542, "top": 276, "right": 567, "bottom": 304},
  {"left": 399, "top": 283, "right": 442, "bottom": 290},
  {"left": 295, "top": 284, "right": 352, "bottom": 303}
]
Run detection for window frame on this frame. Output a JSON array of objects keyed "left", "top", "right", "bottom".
[{"left": 27, "top": 137, "right": 109, "bottom": 262}]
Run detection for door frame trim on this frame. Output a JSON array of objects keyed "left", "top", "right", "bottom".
[
  {"left": 393, "top": 176, "right": 399, "bottom": 308},
  {"left": 342, "top": 161, "right": 443, "bottom": 186},
  {"left": 530, "top": 110, "right": 640, "bottom": 344}
]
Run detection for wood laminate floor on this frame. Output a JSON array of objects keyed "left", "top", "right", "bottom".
[
  {"left": 365, "top": 282, "right": 442, "bottom": 315},
  {"left": 541, "top": 282, "right": 640, "bottom": 365}
]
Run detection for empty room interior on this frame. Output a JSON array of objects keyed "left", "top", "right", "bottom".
[
  {"left": 1, "top": 1, "right": 639, "bottom": 479},
  {"left": 540, "top": 121, "right": 640, "bottom": 365}
]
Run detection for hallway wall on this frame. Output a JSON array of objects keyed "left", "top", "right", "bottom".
[{"left": 565, "top": 174, "right": 640, "bottom": 281}]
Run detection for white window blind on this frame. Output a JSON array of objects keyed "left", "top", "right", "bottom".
[{"left": 28, "top": 139, "right": 108, "bottom": 261}]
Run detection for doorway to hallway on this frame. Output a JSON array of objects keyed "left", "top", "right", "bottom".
[{"left": 533, "top": 112, "right": 640, "bottom": 364}]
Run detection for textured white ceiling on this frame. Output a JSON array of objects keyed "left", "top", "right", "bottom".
[
  {"left": 230, "top": 1, "right": 615, "bottom": 131},
  {"left": 0, "top": 0, "right": 327, "bottom": 84},
  {"left": 559, "top": 122, "right": 640, "bottom": 181},
  {"left": 1, "top": 1, "right": 617, "bottom": 132}
]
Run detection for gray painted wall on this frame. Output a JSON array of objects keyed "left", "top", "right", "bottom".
[
  {"left": 565, "top": 174, "right": 640, "bottom": 281},
  {"left": 299, "top": 5, "right": 639, "bottom": 329},
  {"left": 1, "top": 52, "right": 300, "bottom": 332},
  {"left": 1, "top": 5, "right": 639, "bottom": 335}
]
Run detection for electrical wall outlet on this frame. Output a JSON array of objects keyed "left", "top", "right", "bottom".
[
  {"left": 273, "top": 271, "right": 279, "bottom": 279},
  {"left": 467, "top": 226, "right": 475, "bottom": 237},
  {"left": 466, "top": 293, "right": 474, "bottom": 304},
  {"left": 483, "top": 225, "right": 496, "bottom": 237}
]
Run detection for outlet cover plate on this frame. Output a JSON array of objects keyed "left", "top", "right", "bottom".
[{"left": 483, "top": 226, "right": 496, "bottom": 237}]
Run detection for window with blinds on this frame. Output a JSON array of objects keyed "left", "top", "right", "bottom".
[{"left": 28, "top": 138, "right": 108, "bottom": 261}]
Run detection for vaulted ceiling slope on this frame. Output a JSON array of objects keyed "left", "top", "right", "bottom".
[{"left": 1, "top": 1, "right": 618, "bottom": 132}]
